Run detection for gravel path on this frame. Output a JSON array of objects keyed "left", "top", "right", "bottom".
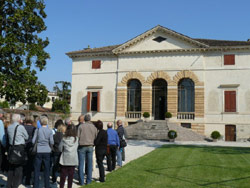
[{"left": 1, "top": 140, "right": 250, "bottom": 187}]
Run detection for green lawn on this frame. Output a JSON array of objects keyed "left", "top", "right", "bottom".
[{"left": 87, "top": 145, "right": 250, "bottom": 188}]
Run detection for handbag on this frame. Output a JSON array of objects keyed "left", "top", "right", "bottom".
[
  {"left": 120, "top": 139, "right": 127, "bottom": 148},
  {"left": 29, "top": 129, "right": 39, "bottom": 155},
  {"left": 8, "top": 125, "right": 28, "bottom": 165}
]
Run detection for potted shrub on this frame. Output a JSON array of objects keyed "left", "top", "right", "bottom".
[
  {"left": 168, "top": 130, "right": 177, "bottom": 142},
  {"left": 143, "top": 112, "right": 150, "bottom": 122},
  {"left": 165, "top": 112, "right": 172, "bottom": 121},
  {"left": 211, "top": 131, "right": 221, "bottom": 142}
]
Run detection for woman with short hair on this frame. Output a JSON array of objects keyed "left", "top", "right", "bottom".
[{"left": 32, "top": 116, "right": 54, "bottom": 188}]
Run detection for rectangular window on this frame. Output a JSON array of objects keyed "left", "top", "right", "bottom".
[
  {"left": 224, "top": 54, "right": 235, "bottom": 65},
  {"left": 92, "top": 60, "right": 101, "bottom": 69},
  {"left": 224, "top": 91, "right": 236, "bottom": 112},
  {"left": 87, "top": 91, "right": 100, "bottom": 112},
  {"left": 181, "top": 123, "right": 191, "bottom": 129}
]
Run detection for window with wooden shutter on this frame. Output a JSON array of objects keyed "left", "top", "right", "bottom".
[
  {"left": 97, "top": 91, "right": 100, "bottom": 112},
  {"left": 87, "top": 91, "right": 101, "bottom": 112},
  {"left": 87, "top": 92, "right": 91, "bottom": 112},
  {"left": 224, "top": 54, "right": 235, "bottom": 65},
  {"left": 224, "top": 91, "right": 236, "bottom": 112},
  {"left": 92, "top": 60, "right": 101, "bottom": 69}
]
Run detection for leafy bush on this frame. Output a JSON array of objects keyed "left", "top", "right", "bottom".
[
  {"left": 0, "top": 101, "right": 10, "bottom": 109},
  {"left": 29, "top": 103, "right": 37, "bottom": 111},
  {"left": 52, "top": 99, "right": 70, "bottom": 114},
  {"left": 143, "top": 112, "right": 150, "bottom": 118},
  {"left": 165, "top": 112, "right": 172, "bottom": 118},
  {"left": 168, "top": 130, "right": 177, "bottom": 139},
  {"left": 211, "top": 131, "right": 221, "bottom": 139}
]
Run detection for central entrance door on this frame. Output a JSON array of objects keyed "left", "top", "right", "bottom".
[{"left": 152, "top": 79, "right": 167, "bottom": 120}]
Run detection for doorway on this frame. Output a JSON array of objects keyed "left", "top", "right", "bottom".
[
  {"left": 225, "top": 125, "right": 236, "bottom": 141},
  {"left": 152, "top": 79, "right": 167, "bottom": 120}
]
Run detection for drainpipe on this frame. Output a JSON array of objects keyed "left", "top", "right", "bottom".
[{"left": 114, "top": 54, "right": 119, "bottom": 125}]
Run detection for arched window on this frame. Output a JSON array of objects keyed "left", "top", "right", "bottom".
[
  {"left": 127, "top": 79, "right": 141, "bottom": 111},
  {"left": 178, "top": 78, "right": 194, "bottom": 112}
]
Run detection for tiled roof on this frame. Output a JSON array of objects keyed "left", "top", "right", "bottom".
[
  {"left": 66, "top": 45, "right": 120, "bottom": 55},
  {"left": 66, "top": 26, "right": 250, "bottom": 56},
  {"left": 194, "top": 38, "right": 250, "bottom": 47}
]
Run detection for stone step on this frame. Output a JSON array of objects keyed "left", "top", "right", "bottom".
[{"left": 125, "top": 120, "right": 206, "bottom": 141}]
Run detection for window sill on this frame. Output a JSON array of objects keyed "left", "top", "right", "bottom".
[{"left": 221, "top": 112, "right": 238, "bottom": 114}]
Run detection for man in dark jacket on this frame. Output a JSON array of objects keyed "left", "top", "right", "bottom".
[
  {"left": 23, "top": 119, "right": 36, "bottom": 185},
  {"left": 94, "top": 120, "right": 107, "bottom": 182},
  {"left": 116, "top": 120, "right": 126, "bottom": 167}
]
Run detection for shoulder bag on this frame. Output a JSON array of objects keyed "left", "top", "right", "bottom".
[
  {"left": 29, "top": 129, "right": 39, "bottom": 155},
  {"left": 120, "top": 139, "right": 127, "bottom": 148},
  {"left": 8, "top": 125, "right": 28, "bottom": 165}
]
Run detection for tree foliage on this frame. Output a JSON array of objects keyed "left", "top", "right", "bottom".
[
  {"left": 0, "top": 101, "right": 10, "bottom": 108},
  {"left": 52, "top": 98, "right": 70, "bottom": 114},
  {"left": 52, "top": 81, "right": 71, "bottom": 114},
  {"left": 53, "top": 81, "right": 71, "bottom": 102},
  {"left": 0, "top": 0, "right": 49, "bottom": 105}
]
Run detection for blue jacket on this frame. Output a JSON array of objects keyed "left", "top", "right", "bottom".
[
  {"left": 107, "top": 128, "right": 120, "bottom": 147},
  {"left": 0, "top": 120, "right": 6, "bottom": 147}
]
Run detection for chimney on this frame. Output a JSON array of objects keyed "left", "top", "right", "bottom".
[{"left": 84, "top": 45, "right": 91, "bottom": 50}]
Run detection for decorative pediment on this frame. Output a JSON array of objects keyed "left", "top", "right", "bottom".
[{"left": 113, "top": 25, "right": 208, "bottom": 54}]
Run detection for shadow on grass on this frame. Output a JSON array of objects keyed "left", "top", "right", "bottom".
[
  {"left": 145, "top": 165, "right": 250, "bottom": 187},
  {"left": 160, "top": 144, "right": 250, "bottom": 155},
  {"left": 127, "top": 139, "right": 167, "bottom": 148}
]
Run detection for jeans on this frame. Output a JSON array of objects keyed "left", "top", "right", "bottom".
[
  {"left": 78, "top": 146, "right": 93, "bottom": 185},
  {"left": 7, "top": 164, "right": 23, "bottom": 188},
  {"left": 95, "top": 148, "right": 106, "bottom": 182},
  {"left": 33, "top": 153, "right": 51, "bottom": 188},
  {"left": 116, "top": 148, "right": 122, "bottom": 166}
]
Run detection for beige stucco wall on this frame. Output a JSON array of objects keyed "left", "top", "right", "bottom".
[
  {"left": 204, "top": 51, "right": 250, "bottom": 140},
  {"left": 71, "top": 56, "right": 117, "bottom": 122},
  {"left": 69, "top": 36, "right": 250, "bottom": 140}
]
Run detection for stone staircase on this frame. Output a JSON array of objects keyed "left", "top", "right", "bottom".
[{"left": 125, "top": 120, "right": 206, "bottom": 141}]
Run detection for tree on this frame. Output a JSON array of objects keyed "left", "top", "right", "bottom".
[
  {"left": 53, "top": 81, "right": 71, "bottom": 102},
  {"left": 52, "top": 81, "right": 71, "bottom": 114},
  {"left": 52, "top": 99, "right": 70, "bottom": 114},
  {"left": 0, "top": 0, "right": 50, "bottom": 106}
]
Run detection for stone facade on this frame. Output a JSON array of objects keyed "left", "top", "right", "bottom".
[{"left": 2, "top": 109, "right": 63, "bottom": 128}]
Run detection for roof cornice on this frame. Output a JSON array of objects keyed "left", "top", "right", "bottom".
[
  {"left": 67, "top": 46, "right": 250, "bottom": 58},
  {"left": 66, "top": 52, "right": 116, "bottom": 58},
  {"left": 115, "top": 46, "right": 250, "bottom": 55}
]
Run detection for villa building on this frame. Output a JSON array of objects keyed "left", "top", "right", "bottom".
[{"left": 67, "top": 25, "right": 250, "bottom": 141}]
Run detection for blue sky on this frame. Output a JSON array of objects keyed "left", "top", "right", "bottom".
[{"left": 37, "top": 0, "right": 250, "bottom": 91}]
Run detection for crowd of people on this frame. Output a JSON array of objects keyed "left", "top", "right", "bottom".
[{"left": 0, "top": 109, "right": 127, "bottom": 188}]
